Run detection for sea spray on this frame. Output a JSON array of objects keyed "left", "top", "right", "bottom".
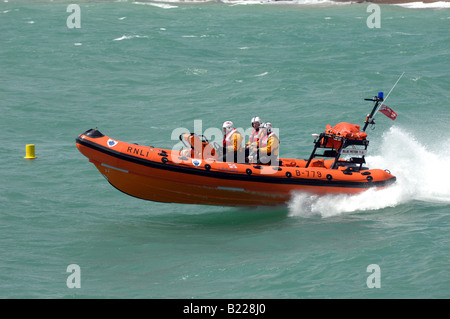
[
  {"left": 370, "top": 126, "right": 450, "bottom": 204},
  {"left": 288, "top": 126, "right": 450, "bottom": 218},
  {"left": 287, "top": 187, "right": 403, "bottom": 218}
]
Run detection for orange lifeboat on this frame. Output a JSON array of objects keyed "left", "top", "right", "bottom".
[{"left": 75, "top": 122, "right": 396, "bottom": 206}]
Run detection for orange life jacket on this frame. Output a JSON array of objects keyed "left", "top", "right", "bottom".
[
  {"left": 260, "top": 132, "right": 279, "bottom": 156},
  {"left": 223, "top": 129, "right": 243, "bottom": 152},
  {"left": 248, "top": 128, "right": 262, "bottom": 146}
]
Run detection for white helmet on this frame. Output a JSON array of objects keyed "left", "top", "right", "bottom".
[
  {"left": 251, "top": 116, "right": 262, "bottom": 126},
  {"left": 263, "top": 122, "right": 272, "bottom": 134},
  {"left": 222, "top": 121, "right": 234, "bottom": 134}
]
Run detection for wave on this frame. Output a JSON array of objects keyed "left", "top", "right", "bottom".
[
  {"left": 288, "top": 126, "right": 450, "bottom": 218},
  {"left": 393, "top": 2, "right": 450, "bottom": 9},
  {"left": 131, "top": 0, "right": 352, "bottom": 6},
  {"left": 113, "top": 34, "right": 149, "bottom": 41},
  {"left": 132, "top": 1, "right": 179, "bottom": 8},
  {"left": 128, "top": 0, "right": 450, "bottom": 8},
  {"left": 221, "top": 0, "right": 350, "bottom": 5}
]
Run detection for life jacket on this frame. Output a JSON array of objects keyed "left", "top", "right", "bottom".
[
  {"left": 260, "top": 132, "right": 279, "bottom": 155},
  {"left": 223, "top": 128, "right": 237, "bottom": 146},
  {"left": 223, "top": 129, "right": 243, "bottom": 154},
  {"left": 248, "top": 128, "right": 262, "bottom": 146}
]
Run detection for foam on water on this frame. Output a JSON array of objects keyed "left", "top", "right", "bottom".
[
  {"left": 393, "top": 1, "right": 450, "bottom": 9},
  {"left": 132, "top": 1, "right": 178, "bottom": 9},
  {"left": 221, "top": 0, "right": 350, "bottom": 5},
  {"left": 288, "top": 126, "right": 450, "bottom": 218},
  {"left": 113, "top": 34, "right": 149, "bottom": 41},
  {"left": 130, "top": 0, "right": 450, "bottom": 7}
]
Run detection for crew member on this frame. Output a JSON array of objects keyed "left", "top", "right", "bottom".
[
  {"left": 254, "top": 122, "right": 279, "bottom": 165},
  {"left": 245, "top": 116, "right": 263, "bottom": 162},
  {"left": 222, "top": 121, "right": 244, "bottom": 162}
]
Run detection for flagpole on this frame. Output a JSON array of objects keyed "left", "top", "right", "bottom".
[{"left": 373, "top": 72, "right": 405, "bottom": 117}]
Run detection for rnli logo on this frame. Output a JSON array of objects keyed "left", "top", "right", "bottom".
[
  {"left": 107, "top": 139, "right": 118, "bottom": 147},
  {"left": 192, "top": 159, "right": 202, "bottom": 167}
]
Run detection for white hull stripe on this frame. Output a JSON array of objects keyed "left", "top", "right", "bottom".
[
  {"left": 101, "top": 163, "right": 129, "bottom": 173},
  {"left": 217, "top": 186, "right": 245, "bottom": 192}
]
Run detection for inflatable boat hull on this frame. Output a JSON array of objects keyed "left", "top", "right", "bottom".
[{"left": 76, "top": 129, "right": 396, "bottom": 206}]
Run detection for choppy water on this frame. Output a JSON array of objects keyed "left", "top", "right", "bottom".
[{"left": 1, "top": 0, "right": 449, "bottom": 299}]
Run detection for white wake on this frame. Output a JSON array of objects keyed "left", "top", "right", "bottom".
[{"left": 288, "top": 126, "right": 450, "bottom": 218}]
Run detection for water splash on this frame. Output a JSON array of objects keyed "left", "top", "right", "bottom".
[
  {"left": 132, "top": 1, "right": 178, "bottom": 9},
  {"left": 113, "top": 35, "right": 149, "bottom": 41},
  {"left": 288, "top": 126, "right": 450, "bottom": 218},
  {"left": 393, "top": 2, "right": 450, "bottom": 9}
]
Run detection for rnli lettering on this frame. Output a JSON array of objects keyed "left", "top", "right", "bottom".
[{"left": 126, "top": 146, "right": 149, "bottom": 157}]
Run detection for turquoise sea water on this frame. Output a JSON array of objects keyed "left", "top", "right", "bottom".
[{"left": 1, "top": 1, "right": 449, "bottom": 299}]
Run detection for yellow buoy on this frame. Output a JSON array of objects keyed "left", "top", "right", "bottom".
[{"left": 24, "top": 144, "right": 37, "bottom": 159}]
